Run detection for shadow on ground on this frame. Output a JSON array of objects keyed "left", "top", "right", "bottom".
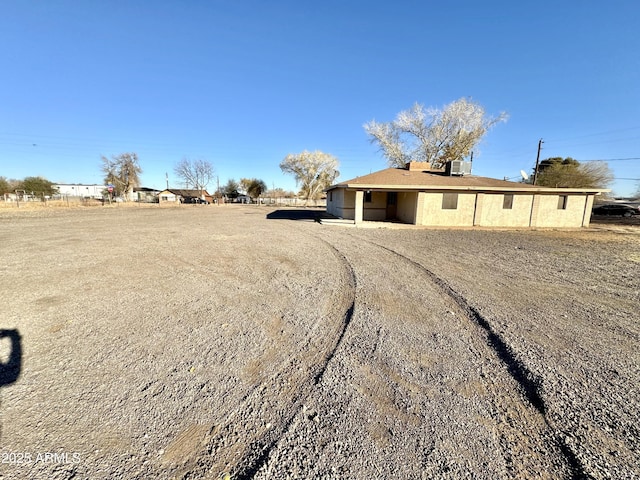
[
  {"left": 266, "top": 209, "right": 333, "bottom": 222},
  {"left": 0, "top": 329, "right": 21, "bottom": 387},
  {"left": 0, "top": 329, "right": 22, "bottom": 442},
  {"left": 591, "top": 215, "right": 640, "bottom": 226}
]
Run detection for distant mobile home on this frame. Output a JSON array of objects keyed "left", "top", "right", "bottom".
[
  {"left": 326, "top": 162, "right": 607, "bottom": 228},
  {"left": 55, "top": 184, "right": 105, "bottom": 199}
]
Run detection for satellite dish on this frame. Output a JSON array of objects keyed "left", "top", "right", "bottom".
[{"left": 520, "top": 170, "right": 529, "bottom": 180}]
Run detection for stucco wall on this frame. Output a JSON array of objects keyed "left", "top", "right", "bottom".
[
  {"left": 327, "top": 189, "right": 356, "bottom": 219},
  {"left": 326, "top": 189, "right": 342, "bottom": 217},
  {"left": 532, "top": 194, "right": 587, "bottom": 228},
  {"left": 420, "top": 192, "right": 476, "bottom": 226},
  {"left": 397, "top": 192, "right": 418, "bottom": 224},
  {"left": 476, "top": 193, "right": 534, "bottom": 227},
  {"left": 330, "top": 187, "right": 594, "bottom": 228},
  {"left": 363, "top": 191, "right": 387, "bottom": 221},
  {"left": 159, "top": 193, "right": 178, "bottom": 203}
]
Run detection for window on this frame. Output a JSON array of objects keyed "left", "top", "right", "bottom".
[
  {"left": 558, "top": 195, "right": 568, "bottom": 210},
  {"left": 329, "top": 191, "right": 333, "bottom": 201},
  {"left": 442, "top": 193, "right": 458, "bottom": 210},
  {"left": 503, "top": 194, "right": 514, "bottom": 209},
  {"left": 364, "top": 191, "right": 372, "bottom": 203}
]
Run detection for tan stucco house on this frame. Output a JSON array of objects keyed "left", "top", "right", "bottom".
[
  {"left": 158, "top": 189, "right": 213, "bottom": 204},
  {"left": 325, "top": 162, "right": 606, "bottom": 228}
]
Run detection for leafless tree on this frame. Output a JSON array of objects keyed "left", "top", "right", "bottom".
[
  {"left": 364, "top": 98, "right": 508, "bottom": 168},
  {"left": 280, "top": 150, "right": 339, "bottom": 205},
  {"left": 101, "top": 153, "right": 142, "bottom": 200},
  {"left": 174, "top": 158, "right": 214, "bottom": 194}
]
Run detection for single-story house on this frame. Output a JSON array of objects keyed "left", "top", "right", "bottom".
[
  {"left": 235, "top": 194, "right": 252, "bottom": 204},
  {"left": 158, "top": 189, "right": 213, "bottom": 204},
  {"left": 133, "top": 187, "right": 161, "bottom": 203},
  {"left": 325, "top": 162, "right": 607, "bottom": 228}
]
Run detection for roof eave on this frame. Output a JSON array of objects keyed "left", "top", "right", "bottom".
[{"left": 329, "top": 183, "right": 608, "bottom": 194}]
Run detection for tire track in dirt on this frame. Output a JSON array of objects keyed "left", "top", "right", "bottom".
[
  {"left": 367, "top": 240, "right": 587, "bottom": 479},
  {"left": 227, "top": 240, "right": 357, "bottom": 480},
  {"left": 250, "top": 229, "right": 572, "bottom": 478},
  {"left": 309, "top": 240, "right": 357, "bottom": 387},
  {"left": 172, "top": 233, "right": 357, "bottom": 480},
  {"left": 372, "top": 242, "right": 546, "bottom": 414}
]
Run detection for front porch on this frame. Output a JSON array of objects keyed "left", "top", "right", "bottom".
[{"left": 335, "top": 189, "right": 420, "bottom": 225}]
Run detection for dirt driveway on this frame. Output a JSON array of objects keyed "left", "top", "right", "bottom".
[{"left": 1, "top": 205, "right": 638, "bottom": 479}]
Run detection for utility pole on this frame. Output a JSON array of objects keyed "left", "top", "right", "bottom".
[
  {"left": 533, "top": 138, "right": 544, "bottom": 185},
  {"left": 216, "top": 176, "right": 220, "bottom": 205},
  {"left": 165, "top": 172, "right": 169, "bottom": 190}
]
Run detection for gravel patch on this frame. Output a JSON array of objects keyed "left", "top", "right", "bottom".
[{"left": 1, "top": 205, "right": 638, "bottom": 479}]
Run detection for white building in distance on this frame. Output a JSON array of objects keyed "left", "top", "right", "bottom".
[{"left": 55, "top": 184, "right": 105, "bottom": 198}]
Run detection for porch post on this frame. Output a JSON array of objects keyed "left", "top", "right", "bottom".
[
  {"left": 583, "top": 194, "right": 596, "bottom": 227},
  {"left": 414, "top": 192, "right": 426, "bottom": 225},
  {"left": 355, "top": 190, "right": 364, "bottom": 224}
]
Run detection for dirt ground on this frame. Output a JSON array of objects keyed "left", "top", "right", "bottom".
[{"left": 0, "top": 204, "right": 638, "bottom": 479}]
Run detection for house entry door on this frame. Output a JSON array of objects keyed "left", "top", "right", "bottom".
[{"left": 386, "top": 192, "right": 397, "bottom": 220}]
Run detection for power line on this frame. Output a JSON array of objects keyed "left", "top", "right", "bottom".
[
  {"left": 544, "top": 126, "right": 640, "bottom": 142},
  {"left": 578, "top": 157, "right": 640, "bottom": 162}
]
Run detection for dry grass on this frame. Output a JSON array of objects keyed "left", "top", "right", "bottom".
[{"left": 0, "top": 199, "right": 173, "bottom": 210}]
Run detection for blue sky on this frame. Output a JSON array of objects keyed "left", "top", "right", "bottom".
[{"left": 1, "top": 1, "right": 639, "bottom": 196}]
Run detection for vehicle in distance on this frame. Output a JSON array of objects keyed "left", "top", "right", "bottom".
[{"left": 592, "top": 204, "right": 640, "bottom": 217}]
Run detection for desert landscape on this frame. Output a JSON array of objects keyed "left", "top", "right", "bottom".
[{"left": 1, "top": 204, "right": 638, "bottom": 479}]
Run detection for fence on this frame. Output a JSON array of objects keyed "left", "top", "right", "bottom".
[
  {"left": 1, "top": 194, "right": 106, "bottom": 208},
  {"left": 258, "top": 197, "right": 326, "bottom": 207},
  {"left": 1, "top": 193, "right": 327, "bottom": 208}
]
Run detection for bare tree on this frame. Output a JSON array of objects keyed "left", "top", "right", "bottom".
[
  {"left": 280, "top": 151, "right": 339, "bottom": 205},
  {"left": 364, "top": 98, "right": 508, "bottom": 168},
  {"left": 239, "top": 178, "right": 252, "bottom": 196},
  {"left": 101, "top": 153, "right": 142, "bottom": 200},
  {"left": 174, "top": 158, "right": 214, "bottom": 195}
]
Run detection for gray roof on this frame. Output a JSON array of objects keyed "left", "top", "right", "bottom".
[{"left": 161, "top": 189, "right": 211, "bottom": 197}]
